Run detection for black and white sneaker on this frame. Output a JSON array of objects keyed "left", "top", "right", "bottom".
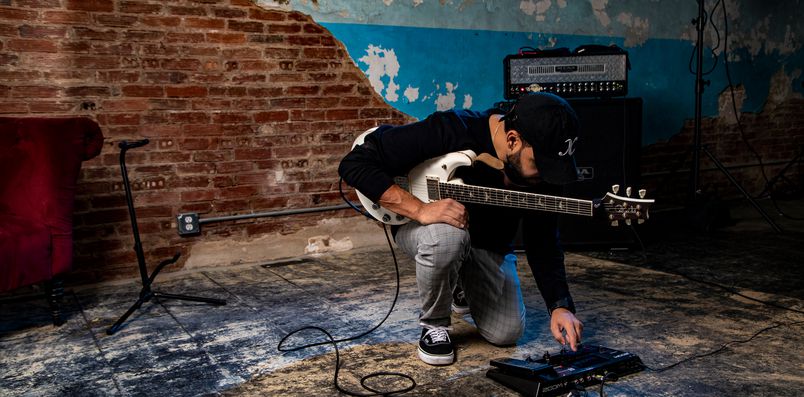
[
  {"left": 451, "top": 287, "right": 470, "bottom": 314},
  {"left": 418, "top": 327, "right": 454, "bottom": 365}
]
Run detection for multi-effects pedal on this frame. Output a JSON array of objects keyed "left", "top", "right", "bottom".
[{"left": 487, "top": 344, "right": 644, "bottom": 396}]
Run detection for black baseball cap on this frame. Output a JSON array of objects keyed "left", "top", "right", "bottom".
[{"left": 501, "top": 92, "right": 580, "bottom": 185}]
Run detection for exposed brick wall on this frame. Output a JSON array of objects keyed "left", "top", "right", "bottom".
[
  {"left": 640, "top": 98, "right": 804, "bottom": 205},
  {"left": 0, "top": 0, "right": 412, "bottom": 283}
]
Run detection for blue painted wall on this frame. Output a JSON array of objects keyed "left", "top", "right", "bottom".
[{"left": 260, "top": 0, "right": 803, "bottom": 145}]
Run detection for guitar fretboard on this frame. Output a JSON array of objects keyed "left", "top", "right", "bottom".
[{"left": 427, "top": 179, "right": 594, "bottom": 217}]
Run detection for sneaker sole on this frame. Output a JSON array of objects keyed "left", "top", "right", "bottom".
[
  {"left": 417, "top": 347, "right": 454, "bottom": 366},
  {"left": 451, "top": 304, "right": 470, "bottom": 315}
]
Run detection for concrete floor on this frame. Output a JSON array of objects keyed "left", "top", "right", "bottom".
[{"left": 1, "top": 198, "right": 803, "bottom": 396}]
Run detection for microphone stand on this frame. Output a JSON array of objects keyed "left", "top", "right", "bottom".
[
  {"left": 688, "top": 0, "right": 781, "bottom": 233},
  {"left": 107, "top": 139, "right": 226, "bottom": 335}
]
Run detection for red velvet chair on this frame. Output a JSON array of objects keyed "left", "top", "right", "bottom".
[{"left": 0, "top": 117, "right": 103, "bottom": 324}]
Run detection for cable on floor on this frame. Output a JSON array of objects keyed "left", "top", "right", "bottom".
[
  {"left": 276, "top": 183, "right": 415, "bottom": 396},
  {"left": 644, "top": 319, "right": 804, "bottom": 373}
]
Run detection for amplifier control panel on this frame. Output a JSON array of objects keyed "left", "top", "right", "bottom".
[
  {"left": 509, "top": 81, "right": 626, "bottom": 98},
  {"left": 505, "top": 51, "right": 628, "bottom": 99}
]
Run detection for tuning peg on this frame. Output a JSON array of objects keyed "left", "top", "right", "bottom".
[
  {"left": 639, "top": 189, "right": 646, "bottom": 199},
  {"left": 611, "top": 184, "right": 620, "bottom": 194},
  {"left": 638, "top": 219, "right": 645, "bottom": 224},
  {"left": 611, "top": 220, "right": 619, "bottom": 227},
  {"left": 626, "top": 187, "right": 632, "bottom": 197},
  {"left": 625, "top": 219, "right": 632, "bottom": 225}
]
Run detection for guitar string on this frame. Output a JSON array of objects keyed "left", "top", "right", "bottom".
[
  {"left": 437, "top": 183, "right": 593, "bottom": 215},
  {"left": 404, "top": 181, "right": 645, "bottom": 217},
  {"left": 439, "top": 185, "right": 646, "bottom": 208}
]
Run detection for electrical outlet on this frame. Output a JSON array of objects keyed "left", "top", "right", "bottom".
[{"left": 177, "top": 213, "right": 200, "bottom": 236}]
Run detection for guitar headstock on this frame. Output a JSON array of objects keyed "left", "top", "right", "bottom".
[{"left": 595, "top": 184, "right": 655, "bottom": 226}]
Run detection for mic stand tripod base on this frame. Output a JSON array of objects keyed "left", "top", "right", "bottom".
[
  {"left": 106, "top": 252, "right": 226, "bottom": 336},
  {"left": 698, "top": 145, "right": 783, "bottom": 233}
]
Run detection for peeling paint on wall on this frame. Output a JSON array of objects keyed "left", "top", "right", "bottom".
[
  {"left": 258, "top": 0, "right": 803, "bottom": 144},
  {"left": 616, "top": 12, "right": 650, "bottom": 47},
  {"left": 258, "top": 0, "right": 800, "bottom": 52},
  {"left": 435, "top": 82, "right": 458, "bottom": 111},
  {"left": 358, "top": 44, "right": 404, "bottom": 102},
  {"left": 590, "top": 0, "right": 611, "bottom": 28},
  {"left": 519, "top": 0, "right": 553, "bottom": 21}
]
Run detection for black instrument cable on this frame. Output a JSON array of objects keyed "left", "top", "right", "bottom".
[
  {"left": 643, "top": 319, "right": 804, "bottom": 374},
  {"left": 626, "top": 220, "right": 804, "bottom": 376},
  {"left": 276, "top": 179, "right": 416, "bottom": 396},
  {"left": 718, "top": 1, "right": 804, "bottom": 221}
]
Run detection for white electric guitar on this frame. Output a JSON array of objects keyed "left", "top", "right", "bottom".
[{"left": 351, "top": 128, "right": 654, "bottom": 226}]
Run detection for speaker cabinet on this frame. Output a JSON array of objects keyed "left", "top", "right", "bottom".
[{"left": 558, "top": 97, "right": 643, "bottom": 249}]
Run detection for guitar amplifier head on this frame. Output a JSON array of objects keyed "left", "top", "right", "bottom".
[{"left": 504, "top": 47, "right": 629, "bottom": 100}]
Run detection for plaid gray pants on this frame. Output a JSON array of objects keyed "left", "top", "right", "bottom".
[{"left": 395, "top": 222, "right": 526, "bottom": 345}]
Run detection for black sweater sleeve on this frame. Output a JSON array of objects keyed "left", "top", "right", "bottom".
[
  {"left": 338, "top": 111, "right": 474, "bottom": 203},
  {"left": 522, "top": 208, "right": 576, "bottom": 315}
]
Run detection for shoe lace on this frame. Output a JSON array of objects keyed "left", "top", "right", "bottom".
[
  {"left": 427, "top": 327, "right": 450, "bottom": 343},
  {"left": 455, "top": 290, "right": 466, "bottom": 303}
]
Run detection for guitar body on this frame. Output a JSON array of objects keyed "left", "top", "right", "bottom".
[{"left": 351, "top": 128, "right": 476, "bottom": 225}]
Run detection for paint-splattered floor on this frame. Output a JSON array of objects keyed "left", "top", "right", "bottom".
[{"left": 1, "top": 199, "right": 803, "bottom": 396}]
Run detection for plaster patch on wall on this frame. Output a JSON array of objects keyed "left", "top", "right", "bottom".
[
  {"left": 617, "top": 12, "right": 650, "bottom": 47},
  {"left": 520, "top": 0, "right": 552, "bottom": 21},
  {"left": 717, "top": 84, "right": 745, "bottom": 125},
  {"left": 258, "top": 0, "right": 292, "bottom": 10},
  {"left": 743, "top": 18, "right": 799, "bottom": 58},
  {"left": 462, "top": 94, "right": 473, "bottom": 109},
  {"left": 404, "top": 85, "right": 419, "bottom": 102},
  {"left": 386, "top": 80, "right": 400, "bottom": 101},
  {"left": 520, "top": 0, "right": 536, "bottom": 16},
  {"left": 358, "top": 44, "right": 406, "bottom": 102},
  {"left": 590, "top": 0, "right": 610, "bottom": 28},
  {"left": 458, "top": 0, "right": 475, "bottom": 12},
  {"left": 435, "top": 82, "right": 458, "bottom": 111},
  {"left": 745, "top": 16, "right": 772, "bottom": 57},
  {"left": 767, "top": 67, "right": 803, "bottom": 107},
  {"left": 413, "top": 0, "right": 424, "bottom": 6},
  {"left": 383, "top": 0, "right": 394, "bottom": 6}
]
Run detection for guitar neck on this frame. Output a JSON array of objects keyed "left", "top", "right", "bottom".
[{"left": 428, "top": 179, "right": 595, "bottom": 217}]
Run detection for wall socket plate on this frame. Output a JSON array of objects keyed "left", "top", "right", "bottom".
[{"left": 177, "top": 213, "right": 200, "bottom": 236}]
